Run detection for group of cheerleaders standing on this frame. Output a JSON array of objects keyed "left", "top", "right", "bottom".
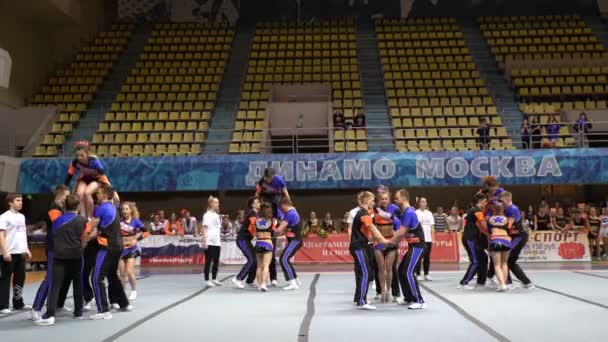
[
  {"left": 231, "top": 168, "right": 304, "bottom": 291},
  {"left": 31, "top": 141, "right": 147, "bottom": 326},
  {"left": 459, "top": 176, "right": 535, "bottom": 292}
]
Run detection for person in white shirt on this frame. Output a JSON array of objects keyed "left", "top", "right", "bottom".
[
  {"left": 0, "top": 193, "right": 32, "bottom": 314},
  {"left": 415, "top": 197, "right": 435, "bottom": 281},
  {"left": 446, "top": 206, "right": 463, "bottom": 233},
  {"left": 202, "top": 196, "right": 223, "bottom": 287}
]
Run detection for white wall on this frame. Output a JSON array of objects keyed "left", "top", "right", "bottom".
[{"left": 0, "top": 156, "right": 21, "bottom": 193}]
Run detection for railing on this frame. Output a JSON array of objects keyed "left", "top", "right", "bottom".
[{"left": 5, "top": 120, "right": 608, "bottom": 158}]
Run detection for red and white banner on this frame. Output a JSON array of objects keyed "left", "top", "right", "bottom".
[{"left": 458, "top": 231, "right": 591, "bottom": 263}]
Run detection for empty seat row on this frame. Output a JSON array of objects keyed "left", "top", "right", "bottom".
[
  {"left": 92, "top": 132, "right": 205, "bottom": 144},
  {"left": 98, "top": 121, "right": 208, "bottom": 133},
  {"left": 389, "top": 106, "right": 499, "bottom": 118}
]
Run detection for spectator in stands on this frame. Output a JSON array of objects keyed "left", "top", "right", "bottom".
[
  {"left": 574, "top": 112, "right": 592, "bottom": 147},
  {"left": 321, "top": 212, "right": 336, "bottom": 233},
  {"left": 220, "top": 216, "right": 233, "bottom": 240},
  {"left": 535, "top": 206, "right": 552, "bottom": 231},
  {"left": 150, "top": 214, "right": 166, "bottom": 235},
  {"left": 570, "top": 210, "right": 589, "bottom": 234},
  {"left": 552, "top": 207, "right": 571, "bottom": 232},
  {"left": 433, "top": 207, "right": 448, "bottom": 233},
  {"left": 181, "top": 210, "right": 197, "bottom": 236},
  {"left": 530, "top": 117, "right": 542, "bottom": 149},
  {"left": 353, "top": 110, "right": 366, "bottom": 128},
  {"left": 521, "top": 118, "right": 532, "bottom": 149},
  {"left": 476, "top": 118, "right": 490, "bottom": 150},
  {"left": 446, "top": 206, "right": 463, "bottom": 233},
  {"left": 303, "top": 211, "right": 320, "bottom": 236},
  {"left": 545, "top": 116, "right": 561, "bottom": 148},
  {"left": 341, "top": 211, "right": 350, "bottom": 233},
  {"left": 165, "top": 213, "right": 183, "bottom": 236},
  {"left": 233, "top": 209, "right": 246, "bottom": 234},
  {"left": 525, "top": 206, "right": 536, "bottom": 231},
  {"left": 333, "top": 110, "right": 346, "bottom": 129}
]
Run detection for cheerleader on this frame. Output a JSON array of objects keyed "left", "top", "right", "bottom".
[
  {"left": 248, "top": 203, "right": 276, "bottom": 292},
  {"left": 118, "top": 202, "right": 147, "bottom": 301},
  {"left": 487, "top": 205, "right": 511, "bottom": 292},
  {"left": 274, "top": 198, "right": 302, "bottom": 291},
  {"left": 373, "top": 189, "right": 400, "bottom": 303},
  {"left": 64, "top": 140, "right": 119, "bottom": 218},
  {"left": 232, "top": 197, "right": 260, "bottom": 289},
  {"left": 499, "top": 192, "right": 534, "bottom": 289},
  {"left": 459, "top": 192, "right": 489, "bottom": 289},
  {"left": 588, "top": 208, "right": 601, "bottom": 260}
]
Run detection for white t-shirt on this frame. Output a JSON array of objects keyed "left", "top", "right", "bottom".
[
  {"left": 0, "top": 210, "right": 29, "bottom": 255},
  {"left": 202, "top": 211, "right": 222, "bottom": 246},
  {"left": 415, "top": 209, "right": 435, "bottom": 242},
  {"left": 446, "top": 215, "right": 462, "bottom": 232},
  {"left": 346, "top": 207, "right": 360, "bottom": 225}
]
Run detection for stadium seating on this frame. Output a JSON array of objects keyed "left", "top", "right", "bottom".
[
  {"left": 375, "top": 18, "right": 512, "bottom": 152},
  {"left": 91, "top": 23, "right": 234, "bottom": 157},
  {"left": 32, "top": 23, "right": 134, "bottom": 157},
  {"left": 231, "top": 20, "right": 367, "bottom": 153}
]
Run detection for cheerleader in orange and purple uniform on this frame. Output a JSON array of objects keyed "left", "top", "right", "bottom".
[
  {"left": 487, "top": 205, "right": 511, "bottom": 292},
  {"left": 248, "top": 202, "right": 276, "bottom": 292},
  {"left": 118, "top": 202, "right": 148, "bottom": 301}
]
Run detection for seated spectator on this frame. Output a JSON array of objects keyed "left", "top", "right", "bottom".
[
  {"left": 433, "top": 207, "right": 448, "bottom": 232},
  {"left": 150, "top": 214, "right": 166, "bottom": 235},
  {"left": 321, "top": 212, "right": 336, "bottom": 233},
  {"left": 535, "top": 206, "right": 552, "bottom": 231},
  {"left": 221, "top": 215, "right": 233, "bottom": 240},
  {"left": 570, "top": 210, "right": 589, "bottom": 234},
  {"left": 353, "top": 110, "right": 366, "bottom": 128},
  {"left": 521, "top": 118, "right": 532, "bottom": 149},
  {"left": 333, "top": 110, "right": 346, "bottom": 129},
  {"left": 158, "top": 210, "right": 169, "bottom": 226},
  {"left": 544, "top": 117, "right": 561, "bottom": 148},
  {"left": 446, "top": 206, "right": 462, "bottom": 233},
  {"left": 233, "top": 209, "right": 246, "bottom": 234},
  {"left": 573, "top": 112, "right": 592, "bottom": 147},
  {"left": 531, "top": 117, "right": 542, "bottom": 149},
  {"left": 551, "top": 207, "right": 571, "bottom": 232},
  {"left": 476, "top": 118, "right": 490, "bottom": 150},
  {"left": 303, "top": 211, "right": 321, "bottom": 236},
  {"left": 165, "top": 212, "right": 184, "bottom": 236},
  {"left": 525, "top": 206, "right": 536, "bottom": 231},
  {"left": 181, "top": 210, "right": 197, "bottom": 236},
  {"left": 341, "top": 211, "right": 350, "bottom": 233}
]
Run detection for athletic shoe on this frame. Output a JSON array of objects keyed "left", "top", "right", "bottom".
[
  {"left": 408, "top": 302, "right": 426, "bottom": 310},
  {"left": 231, "top": 278, "right": 245, "bottom": 289},
  {"left": 57, "top": 306, "right": 73, "bottom": 313},
  {"left": 119, "top": 305, "right": 134, "bottom": 312},
  {"left": 129, "top": 291, "right": 137, "bottom": 301},
  {"left": 424, "top": 275, "right": 432, "bottom": 281},
  {"left": 73, "top": 315, "right": 84, "bottom": 320},
  {"left": 488, "top": 277, "right": 498, "bottom": 286},
  {"left": 371, "top": 282, "right": 376, "bottom": 290},
  {"left": 271, "top": 280, "right": 279, "bottom": 287},
  {"left": 111, "top": 303, "right": 120, "bottom": 310},
  {"left": 29, "top": 310, "right": 42, "bottom": 321},
  {"left": 507, "top": 284, "right": 518, "bottom": 290},
  {"left": 212, "top": 280, "right": 223, "bottom": 286},
  {"left": 416, "top": 275, "right": 424, "bottom": 281},
  {"left": 90, "top": 312, "right": 112, "bottom": 320},
  {"left": 295, "top": 278, "right": 302, "bottom": 287},
  {"left": 83, "top": 301, "right": 93, "bottom": 311},
  {"left": 0, "top": 309, "right": 12, "bottom": 314},
  {"left": 496, "top": 285, "right": 508, "bottom": 292},
  {"left": 523, "top": 283, "right": 536, "bottom": 289},
  {"left": 395, "top": 297, "right": 411, "bottom": 306},
  {"left": 16, "top": 305, "right": 32, "bottom": 310},
  {"left": 457, "top": 284, "right": 476, "bottom": 290},
  {"left": 283, "top": 280, "right": 299, "bottom": 291},
  {"left": 260, "top": 286, "right": 268, "bottom": 292},
  {"left": 357, "top": 304, "right": 376, "bottom": 311},
  {"left": 34, "top": 316, "right": 55, "bottom": 326},
  {"left": 206, "top": 281, "right": 216, "bottom": 287}
]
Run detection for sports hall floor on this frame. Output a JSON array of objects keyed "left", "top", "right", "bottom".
[{"left": 1, "top": 263, "right": 607, "bottom": 342}]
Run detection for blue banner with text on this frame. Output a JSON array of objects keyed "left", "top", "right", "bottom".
[{"left": 18, "top": 148, "right": 607, "bottom": 193}]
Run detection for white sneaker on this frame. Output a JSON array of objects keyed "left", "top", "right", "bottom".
[
  {"left": 29, "top": 310, "right": 42, "bottom": 320},
  {"left": 260, "top": 286, "right": 268, "bottom": 292},
  {"left": 271, "top": 280, "right": 279, "bottom": 287},
  {"left": 34, "top": 316, "right": 55, "bottom": 326},
  {"left": 457, "top": 284, "right": 476, "bottom": 290},
  {"left": 507, "top": 284, "right": 518, "bottom": 290},
  {"left": 206, "top": 281, "right": 216, "bottom": 288},
  {"left": 371, "top": 282, "right": 376, "bottom": 290},
  {"left": 523, "top": 283, "right": 536, "bottom": 289},
  {"left": 90, "top": 312, "right": 112, "bottom": 320},
  {"left": 111, "top": 303, "right": 120, "bottom": 310},
  {"left": 57, "top": 306, "right": 73, "bottom": 313},
  {"left": 408, "top": 302, "right": 426, "bottom": 310},
  {"left": 395, "top": 297, "right": 410, "bottom": 305},
  {"left": 129, "top": 291, "right": 137, "bottom": 301},
  {"left": 496, "top": 286, "right": 507, "bottom": 292},
  {"left": 424, "top": 275, "right": 432, "bottom": 281},
  {"left": 0, "top": 309, "right": 12, "bottom": 314},
  {"left": 212, "top": 280, "right": 223, "bottom": 286},
  {"left": 357, "top": 304, "right": 376, "bottom": 310},
  {"left": 295, "top": 278, "right": 302, "bottom": 287},
  {"left": 283, "top": 280, "right": 299, "bottom": 291},
  {"left": 232, "top": 278, "right": 245, "bottom": 289},
  {"left": 83, "top": 301, "right": 93, "bottom": 311},
  {"left": 119, "top": 305, "right": 134, "bottom": 312},
  {"left": 416, "top": 275, "right": 424, "bottom": 281}
]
